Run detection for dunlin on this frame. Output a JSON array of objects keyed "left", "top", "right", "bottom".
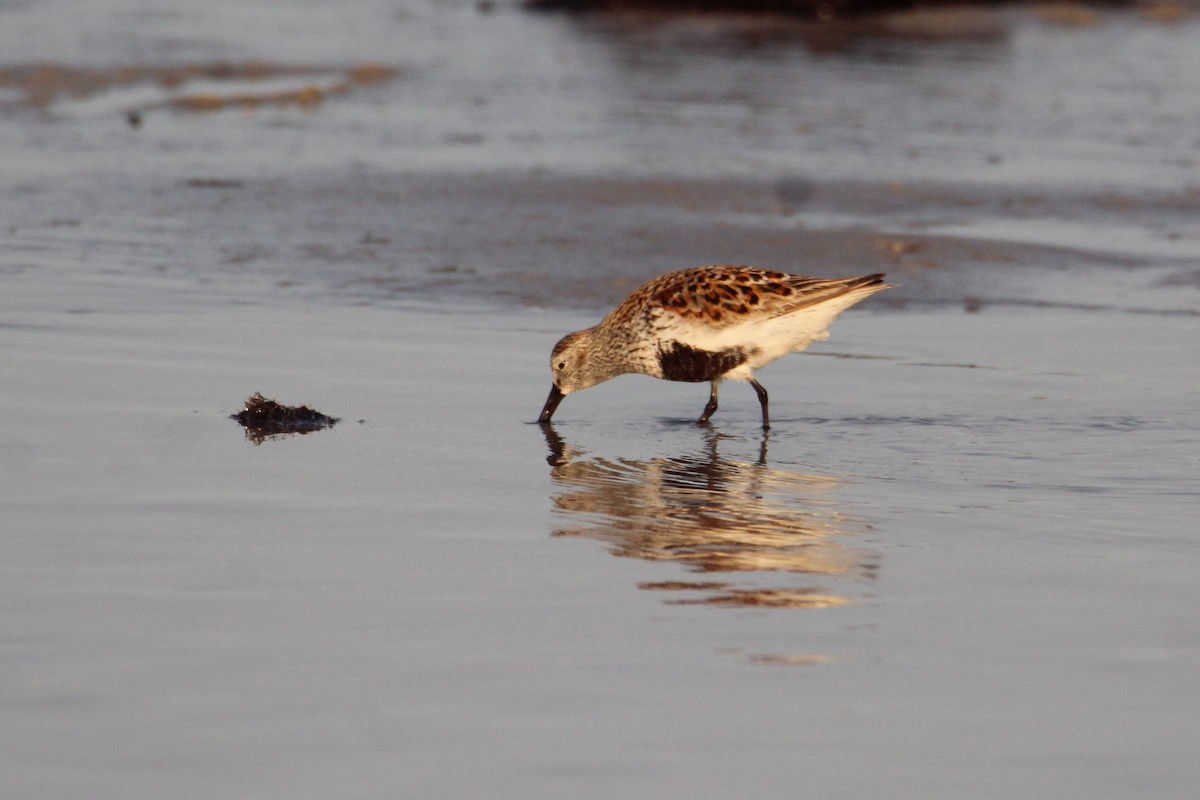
[{"left": 538, "top": 266, "right": 890, "bottom": 429}]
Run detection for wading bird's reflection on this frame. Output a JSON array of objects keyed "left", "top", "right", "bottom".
[{"left": 542, "top": 425, "right": 877, "bottom": 609}]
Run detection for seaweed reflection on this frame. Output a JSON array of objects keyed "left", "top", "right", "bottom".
[{"left": 542, "top": 426, "right": 877, "bottom": 608}]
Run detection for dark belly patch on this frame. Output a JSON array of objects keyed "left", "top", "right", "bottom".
[{"left": 657, "top": 341, "right": 747, "bottom": 383}]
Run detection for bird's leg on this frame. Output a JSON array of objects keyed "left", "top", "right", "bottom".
[
  {"left": 697, "top": 380, "right": 720, "bottom": 425},
  {"left": 749, "top": 379, "right": 770, "bottom": 430}
]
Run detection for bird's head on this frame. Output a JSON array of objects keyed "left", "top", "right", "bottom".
[{"left": 539, "top": 328, "right": 605, "bottom": 423}]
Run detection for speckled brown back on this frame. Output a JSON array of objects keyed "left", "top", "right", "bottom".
[{"left": 634, "top": 266, "right": 886, "bottom": 327}]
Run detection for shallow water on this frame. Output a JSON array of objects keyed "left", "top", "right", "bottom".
[
  {"left": 4, "top": 1, "right": 1200, "bottom": 798},
  {"left": 4, "top": 297, "right": 1198, "bottom": 798}
]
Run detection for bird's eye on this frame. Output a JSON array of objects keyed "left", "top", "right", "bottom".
[{"left": 557, "top": 361, "right": 566, "bottom": 370}]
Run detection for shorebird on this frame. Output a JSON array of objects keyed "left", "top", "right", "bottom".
[{"left": 538, "top": 266, "right": 890, "bottom": 429}]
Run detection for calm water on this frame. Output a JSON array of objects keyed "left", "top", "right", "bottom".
[{"left": 3, "top": 1, "right": 1199, "bottom": 798}]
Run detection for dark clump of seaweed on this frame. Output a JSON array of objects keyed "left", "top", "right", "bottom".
[{"left": 232, "top": 393, "right": 339, "bottom": 444}]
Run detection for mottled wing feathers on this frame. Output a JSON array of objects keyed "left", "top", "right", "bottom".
[
  {"left": 773, "top": 272, "right": 889, "bottom": 317},
  {"left": 647, "top": 266, "right": 784, "bottom": 325},
  {"left": 644, "top": 266, "right": 886, "bottom": 327}
]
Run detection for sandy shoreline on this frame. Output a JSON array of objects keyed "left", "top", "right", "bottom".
[{"left": 9, "top": 167, "right": 1197, "bottom": 317}]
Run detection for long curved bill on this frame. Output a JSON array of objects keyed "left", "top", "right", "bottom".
[{"left": 538, "top": 384, "right": 565, "bottom": 424}]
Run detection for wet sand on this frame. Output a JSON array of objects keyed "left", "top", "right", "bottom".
[{"left": 4, "top": 1, "right": 1200, "bottom": 798}]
